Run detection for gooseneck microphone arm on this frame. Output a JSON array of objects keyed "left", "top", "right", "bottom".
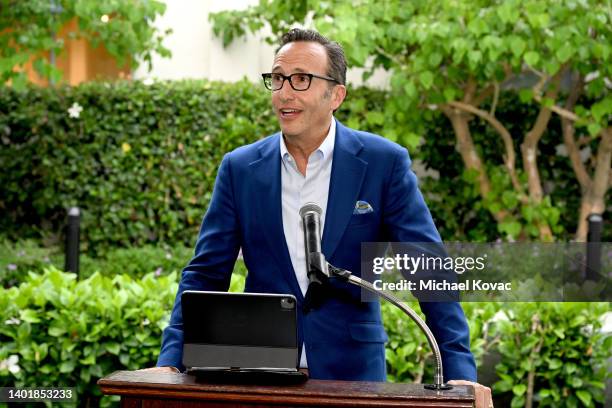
[
  {"left": 326, "top": 264, "right": 450, "bottom": 390},
  {"left": 299, "top": 203, "right": 451, "bottom": 391}
]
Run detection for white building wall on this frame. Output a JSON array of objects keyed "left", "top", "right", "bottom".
[{"left": 133, "top": 0, "right": 390, "bottom": 88}]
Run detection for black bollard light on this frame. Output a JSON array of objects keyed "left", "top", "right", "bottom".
[
  {"left": 585, "top": 213, "right": 602, "bottom": 281},
  {"left": 65, "top": 207, "right": 80, "bottom": 276}
]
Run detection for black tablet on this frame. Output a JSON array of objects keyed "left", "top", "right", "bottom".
[{"left": 181, "top": 291, "right": 300, "bottom": 374}]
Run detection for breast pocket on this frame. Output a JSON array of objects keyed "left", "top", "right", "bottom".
[{"left": 347, "top": 211, "right": 378, "bottom": 227}]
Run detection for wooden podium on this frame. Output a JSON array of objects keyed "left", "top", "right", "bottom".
[{"left": 98, "top": 370, "right": 474, "bottom": 407}]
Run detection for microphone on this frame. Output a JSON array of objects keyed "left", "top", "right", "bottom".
[{"left": 299, "top": 203, "right": 329, "bottom": 309}]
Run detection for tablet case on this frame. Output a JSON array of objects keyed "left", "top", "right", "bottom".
[{"left": 181, "top": 291, "right": 307, "bottom": 384}]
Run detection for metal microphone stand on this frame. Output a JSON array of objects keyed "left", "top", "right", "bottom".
[{"left": 309, "top": 253, "right": 452, "bottom": 390}]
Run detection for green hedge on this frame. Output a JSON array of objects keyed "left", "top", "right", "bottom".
[
  {"left": 0, "top": 267, "right": 608, "bottom": 407},
  {"left": 0, "top": 80, "right": 275, "bottom": 255},
  {"left": 1, "top": 80, "right": 604, "bottom": 254}
]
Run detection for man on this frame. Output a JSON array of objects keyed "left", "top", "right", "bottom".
[{"left": 146, "top": 28, "right": 493, "bottom": 408}]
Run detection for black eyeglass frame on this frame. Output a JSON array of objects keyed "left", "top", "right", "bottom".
[{"left": 261, "top": 72, "right": 339, "bottom": 91}]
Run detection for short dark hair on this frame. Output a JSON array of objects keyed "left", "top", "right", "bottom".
[{"left": 276, "top": 28, "right": 347, "bottom": 86}]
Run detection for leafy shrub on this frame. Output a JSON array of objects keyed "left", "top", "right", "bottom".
[
  {"left": 384, "top": 300, "right": 611, "bottom": 408},
  {"left": 493, "top": 302, "right": 611, "bottom": 407},
  {"left": 0, "top": 267, "right": 178, "bottom": 407},
  {"left": 0, "top": 80, "right": 277, "bottom": 255},
  {"left": 0, "top": 267, "right": 245, "bottom": 407}
]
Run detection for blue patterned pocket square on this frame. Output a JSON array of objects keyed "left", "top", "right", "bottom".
[{"left": 354, "top": 200, "right": 374, "bottom": 214}]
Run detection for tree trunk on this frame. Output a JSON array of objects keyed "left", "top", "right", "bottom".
[
  {"left": 575, "top": 128, "right": 612, "bottom": 241},
  {"left": 561, "top": 74, "right": 610, "bottom": 241},
  {"left": 520, "top": 73, "right": 565, "bottom": 241}
]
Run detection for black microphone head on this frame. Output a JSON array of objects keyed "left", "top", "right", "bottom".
[{"left": 299, "top": 202, "right": 322, "bottom": 218}]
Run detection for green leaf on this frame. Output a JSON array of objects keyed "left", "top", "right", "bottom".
[
  {"left": 48, "top": 326, "right": 66, "bottom": 337},
  {"left": 428, "top": 52, "right": 443, "bottom": 66},
  {"left": 106, "top": 342, "right": 121, "bottom": 355},
  {"left": 467, "top": 50, "right": 482, "bottom": 68},
  {"left": 509, "top": 37, "right": 526, "bottom": 57},
  {"left": 499, "top": 221, "right": 522, "bottom": 238},
  {"left": 519, "top": 89, "right": 533, "bottom": 102},
  {"left": 543, "top": 60, "right": 561, "bottom": 75},
  {"left": 556, "top": 47, "right": 573, "bottom": 63},
  {"left": 539, "top": 389, "right": 551, "bottom": 398},
  {"left": 119, "top": 353, "right": 130, "bottom": 366},
  {"left": 404, "top": 82, "right": 417, "bottom": 99},
  {"left": 590, "top": 99, "right": 611, "bottom": 122},
  {"left": 587, "top": 122, "right": 601, "bottom": 137},
  {"left": 524, "top": 51, "right": 540, "bottom": 66},
  {"left": 576, "top": 390, "right": 591, "bottom": 406},
  {"left": 569, "top": 377, "right": 583, "bottom": 388},
  {"left": 59, "top": 360, "right": 75, "bottom": 373},
  {"left": 20, "top": 309, "right": 40, "bottom": 323},
  {"left": 513, "top": 384, "right": 527, "bottom": 396},
  {"left": 443, "top": 87, "right": 457, "bottom": 101},
  {"left": 419, "top": 71, "right": 434, "bottom": 90},
  {"left": 548, "top": 358, "right": 562, "bottom": 369}
]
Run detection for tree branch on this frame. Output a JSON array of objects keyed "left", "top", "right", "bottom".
[
  {"left": 440, "top": 104, "right": 505, "bottom": 220},
  {"left": 530, "top": 64, "right": 580, "bottom": 122},
  {"left": 561, "top": 73, "right": 591, "bottom": 191},
  {"left": 472, "top": 83, "right": 494, "bottom": 107},
  {"left": 533, "top": 98, "right": 581, "bottom": 122},
  {"left": 521, "top": 68, "right": 563, "bottom": 210},
  {"left": 489, "top": 81, "right": 500, "bottom": 117},
  {"left": 447, "top": 101, "right": 525, "bottom": 198},
  {"left": 463, "top": 78, "right": 477, "bottom": 104},
  {"left": 374, "top": 46, "right": 405, "bottom": 67}
]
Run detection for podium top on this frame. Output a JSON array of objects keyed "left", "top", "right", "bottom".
[{"left": 98, "top": 370, "right": 474, "bottom": 407}]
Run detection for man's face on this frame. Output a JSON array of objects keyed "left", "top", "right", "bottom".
[{"left": 271, "top": 41, "right": 345, "bottom": 143}]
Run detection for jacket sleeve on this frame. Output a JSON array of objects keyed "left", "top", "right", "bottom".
[
  {"left": 382, "top": 147, "right": 477, "bottom": 382},
  {"left": 156, "top": 154, "right": 241, "bottom": 370}
]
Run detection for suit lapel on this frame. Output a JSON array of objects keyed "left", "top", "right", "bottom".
[
  {"left": 249, "top": 134, "right": 304, "bottom": 301},
  {"left": 322, "top": 121, "right": 367, "bottom": 260}
]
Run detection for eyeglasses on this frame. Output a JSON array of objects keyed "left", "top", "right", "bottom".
[{"left": 261, "top": 72, "right": 339, "bottom": 91}]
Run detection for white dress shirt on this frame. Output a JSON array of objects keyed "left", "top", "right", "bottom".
[{"left": 280, "top": 118, "right": 336, "bottom": 368}]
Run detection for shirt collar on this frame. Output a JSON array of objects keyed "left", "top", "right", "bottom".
[{"left": 280, "top": 117, "right": 336, "bottom": 161}]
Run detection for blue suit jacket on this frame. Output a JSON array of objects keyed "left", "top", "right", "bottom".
[{"left": 157, "top": 120, "right": 477, "bottom": 382}]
